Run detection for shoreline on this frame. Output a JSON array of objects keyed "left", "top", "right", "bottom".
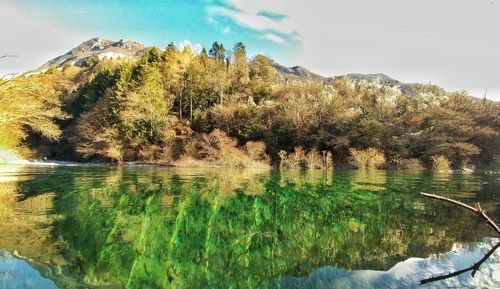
[
  {"left": 0, "top": 160, "right": 498, "bottom": 174},
  {"left": 0, "top": 159, "right": 274, "bottom": 169}
]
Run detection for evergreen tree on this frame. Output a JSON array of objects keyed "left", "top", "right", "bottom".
[{"left": 209, "top": 41, "right": 225, "bottom": 62}]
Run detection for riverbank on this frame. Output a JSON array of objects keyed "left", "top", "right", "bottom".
[
  {"left": 2, "top": 149, "right": 499, "bottom": 173},
  {"left": 0, "top": 149, "right": 104, "bottom": 167}
]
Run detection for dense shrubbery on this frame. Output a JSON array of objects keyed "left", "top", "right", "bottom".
[
  {"left": 2, "top": 41, "right": 499, "bottom": 168},
  {"left": 179, "top": 129, "right": 269, "bottom": 168},
  {"left": 279, "top": 147, "right": 333, "bottom": 169},
  {"left": 396, "top": 158, "right": 424, "bottom": 170},
  {"left": 432, "top": 155, "right": 451, "bottom": 172},
  {"left": 349, "top": 147, "right": 386, "bottom": 169}
]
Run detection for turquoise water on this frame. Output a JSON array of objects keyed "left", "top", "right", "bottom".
[{"left": 0, "top": 165, "right": 498, "bottom": 288}]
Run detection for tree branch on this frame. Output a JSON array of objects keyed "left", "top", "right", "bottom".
[
  {"left": 420, "top": 241, "right": 500, "bottom": 285},
  {"left": 419, "top": 192, "right": 500, "bottom": 285},
  {"left": 0, "top": 53, "right": 17, "bottom": 59},
  {"left": 420, "top": 192, "right": 500, "bottom": 235}
]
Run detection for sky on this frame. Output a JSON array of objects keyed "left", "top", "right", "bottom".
[{"left": 1, "top": 0, "right": 499, "bottom": 100}]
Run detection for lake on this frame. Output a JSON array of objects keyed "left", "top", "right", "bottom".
[{"left": 0, "top": 165, "right": 498, "bottom": 289}]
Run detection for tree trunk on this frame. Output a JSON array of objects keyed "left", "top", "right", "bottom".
[
  {"left": 190, "top": 95, "right": 193, "bottom": 121},
  {"left": 179, "top": 91, "right": 183, "bottom": 119}
]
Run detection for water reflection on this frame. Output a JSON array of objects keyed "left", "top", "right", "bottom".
[
  {"left": 0, "top": 250, "right": 59, "bottom": 289},
  {"left": 351, "top": 169, "right": 387, "bottom": 191},
  {"left": 0, "top": 165, "right": 498, "bottom": 288},
  {"left": 274, "top": 238, "right": 500, "bottom": 289},
  {"left": 278, "top": 169, "right": 334, "bottom": 186}
]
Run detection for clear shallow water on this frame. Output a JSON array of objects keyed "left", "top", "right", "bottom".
[{"left": 0, "top": 165, "right": 498, "bottom": 289}]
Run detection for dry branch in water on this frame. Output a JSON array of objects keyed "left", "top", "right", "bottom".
[
  {"left": 419, "top": 192, "right": 500, "bottom": 285},
  {"left": 420, "top": 241, "right": 500, "bottom": 285},
  {"left": 420, "top": 192, "right": 499, "bottom": 235}
]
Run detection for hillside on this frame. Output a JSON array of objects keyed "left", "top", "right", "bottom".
[{"left": 1, "top": 38, "right": 498, "bottom": 169}]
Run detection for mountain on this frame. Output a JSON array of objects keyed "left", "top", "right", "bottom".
[
  {"left": 272, "top": 62, "right": 415, "bottom": 94},
  {"left": 37, "top": 38, "right": 414, "bottom": 93},
  {"left": 271, "top": 59, "right": 326, "bottom": 80},
  {"left": 268, "top": 56, "right": 413, "bottom": 92},
  {"left": 36, "top": 37, "right": 149, "bottom": 72},
  {"left": 335, "top": 73, "right": 399, "bottom": 85},
  {"left": 334, "top": 73, "right": 416, "bottom": 94}
]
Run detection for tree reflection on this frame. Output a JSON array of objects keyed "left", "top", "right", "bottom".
[{"left": 0, "top": 166, "right": 497, "bottom": 288}]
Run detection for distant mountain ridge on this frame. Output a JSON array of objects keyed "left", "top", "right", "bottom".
[
  {"left": 36, "top": 37, "right": 414, "bottom": 93},
  {"left": 271, "top": 60, "right": 325, "bottom": 80}
]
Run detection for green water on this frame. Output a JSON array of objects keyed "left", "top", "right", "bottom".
[{"left": 0, "top": 165, "right": 498, "bottom": 289}]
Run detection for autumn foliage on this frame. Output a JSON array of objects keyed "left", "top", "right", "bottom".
[{"left": 1, "top": 42, "right": 498, "bottom": 169}]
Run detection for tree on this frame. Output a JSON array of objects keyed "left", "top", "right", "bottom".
[
  {"left": 0, "top": 73, "right": 68, "bottom": 153},
  {"left": 166, "top": 42, "right": 176, "bottom": 53},
  {"left": 209, "top": 41, "right": 225, "bottom": 62},
  {"left": 248, "top": 55, "right": 274, "bottom": 102},
  {"left": 179, "top": 45, "right": 195, "bottom": 120},
  {"left": 120, "top": 64, "right": 174, "bottom": 145},
  {"left": 140, "top": 47, "right": 163, "bottom": 65},
  {"left": 230, "top": 42, "right": 249, "bottom": 91}
]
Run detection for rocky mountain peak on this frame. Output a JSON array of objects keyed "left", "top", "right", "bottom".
[{"left": 36, "top": 37, "right": 149, "bottom": 72}]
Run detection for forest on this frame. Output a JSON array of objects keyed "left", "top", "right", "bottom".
[{"left": 0, "top": 42, "right": 499, "bottom": 169}]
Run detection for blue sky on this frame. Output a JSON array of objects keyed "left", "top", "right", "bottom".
[
  {"left": 12, "top": 0, "right": 297, "bottom": 56},
  {"left": 1, "top": 0, "right": 499, "bottom": 100},
  {"left": 1, "top": 0, "right": 298, "bottom": 70}
]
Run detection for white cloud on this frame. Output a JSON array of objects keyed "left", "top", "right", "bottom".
[
  {"left": 0, "top": 1, "right": 85, "bottom": 75},
  {"left": 207, "top": 16, "right": 218, "bottom": 25},
  {"left": 208, "top": 6, "right": 296, "bottom": 35},
  {"left": 222, "top": 26, "right": 232, "bottom": 34},
  {"left": 263, "top": 33, "right": 285, "bottom": 44},
  {"left": 192, "top": 43, "right": 203, "bottom": 54},
  {"left": 210, "top": 0, "right": 500, "bottom": 100},
  {"left": 178, "top": 40, "right": 203, "bottom": 54}
]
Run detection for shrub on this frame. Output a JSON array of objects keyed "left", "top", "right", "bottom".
[
  {"left": 106, "top": 144, "right": 124, "bottom": 163},
  {"left": 349, "top": 147, "right": 385, "bottom": 169},
  {"left": 278, "top": 150, "right": 292, "bottom": 168},
  {"left": 137, "top": 144, "right": 163, "bottom": 162},
  {"left": 399, "top": 158, "right": 424, "bottom": 170},
  {"left": 304, "top": 148, "right": 323, "bottom": 169},
  {"left": 279, "top": 147, "right": 333, "bottom": 169},
  {"left": 160, "top": 137, "right": 184, "bottom": 163},
  {"left": 292, "top": 146, "right": 307, "bottom": 167},
  {"left": 245, "top": 141, "right": 270, "bottom": 162},
  {"left": 179, "top": 129, "right": 270, "bottom": 168},
  {"left": 201, "top": 129, "right": 239, "bottom": 161},
  {"left": 278, "top": 147, "right": 302, "bottom": 168},
  {"left": 432, "top": 155, "right": 451, "bottom": 172}
]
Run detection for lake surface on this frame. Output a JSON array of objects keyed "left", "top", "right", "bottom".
[{"left": 0, "top": 165, "right": 498, "bottom": 289}]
